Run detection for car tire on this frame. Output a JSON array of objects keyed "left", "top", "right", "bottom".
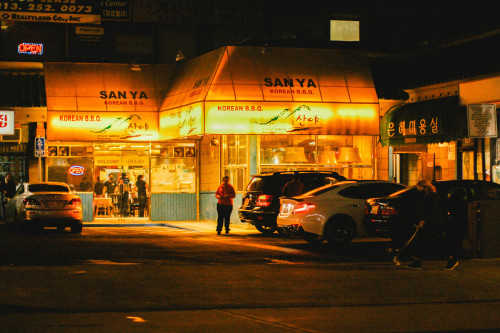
[
  {"left": 71, "top": 223, "right": 83, "bottom": 234},
  {"left": 324, "top": 216, "right": 357, "bottom": 244},
  {"left": 13, "top": 212, "right": 24, "bottom": 234},
  {"left": 255, "top": 224, "right": 277, "bottom": 234},
  {"left": 302, "top": 232, "right": 324, "bottom": 244}
]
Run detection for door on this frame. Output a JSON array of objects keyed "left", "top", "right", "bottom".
[{"left": 94, "top": 143, "right": 150, "bottom": 220}]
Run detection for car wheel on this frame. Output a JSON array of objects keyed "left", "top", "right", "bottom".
[
  {"left": 71, "top": 223, "right": 83, "bottom": 234},
  {"left": 302, "top": 232, "right": 324, "bottom": 244},
  {"left": 324, "top": 216, "right": 357, "bottom": 244},
  {"left": 255, "top": 224, "right": 277, "bottom": 234},
  {"left": 13, "top": 212, "right": 24, "bottom": 234}
]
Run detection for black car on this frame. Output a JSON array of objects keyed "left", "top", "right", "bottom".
[
  {"left": 363, "top": 180, "right": 500, "bottom": 240},
  {"left": 239, "top": 171, "right": 346, "bottom": 233}
]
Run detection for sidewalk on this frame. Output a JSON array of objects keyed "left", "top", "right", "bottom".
[{"left": 84, "top": 218, "right": 257, "bottom": 233}]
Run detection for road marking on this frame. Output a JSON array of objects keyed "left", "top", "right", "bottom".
[
  {"left": 126, "top": 316, "right": 147, "bottom": 323},
  {"left": 265, "top": 258, "right": 306, "bottom": 264},
  {"left": 84, "top": 259, "right": 140, "bottom": 265}
]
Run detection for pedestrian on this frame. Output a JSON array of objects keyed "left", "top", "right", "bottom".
[
  {"left": 3, "top": 172, "right": 16, "bottom": 200},
  {"left": 104, "top": 174, "right": 116, "bottom": 196},
  {"left": 134, "top": 175, "right": 148, "bottom": 217},
  {"left": 215, "top": 176, "right": 236, "bottom": 235},
  {"left": 405, "top": 180, "right": 443, "bottom": 269},
  {"left": 282, "top": 171, "right": 305, "bottom": 197}
]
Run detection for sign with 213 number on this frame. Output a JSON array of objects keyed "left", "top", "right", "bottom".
[{"left": 0, "top": 0, "right": 100, "bottom": 24}]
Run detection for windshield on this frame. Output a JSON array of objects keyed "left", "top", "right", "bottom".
[{"left": 28, "top": 184, "right": 70, "bottom": 193}]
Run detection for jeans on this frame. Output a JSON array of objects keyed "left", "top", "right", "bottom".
[{"left": 216, "top": 203, "right": 233, "bottom": 232}]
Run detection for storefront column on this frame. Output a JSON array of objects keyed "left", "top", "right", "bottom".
[{"left": 249, "top": 135, "right": 258, "bottom": 176}]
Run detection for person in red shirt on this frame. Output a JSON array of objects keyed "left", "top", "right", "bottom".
[{"left": 215, "top": 176, "right": 236, "bottom": 235}]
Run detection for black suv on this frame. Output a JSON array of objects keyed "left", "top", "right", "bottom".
[
  {"left": 238, "top": 171, "right": 346, "bottom": 233},
  {"left": 363, "top": 180, "right": 500, "bottom": 240}
]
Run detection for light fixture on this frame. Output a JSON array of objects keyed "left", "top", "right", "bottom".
[
  {"left": 319, "top": 150, "right": 338, "bottom": 165},
  {"left": 130, "top": 63, "right": 142, "bottom": 71},
  {"left": 282, "top": 147, "right": 308, "bottom": 163},
  {"left": 337, "top": 147, "right": 362, "bottom": 164}
]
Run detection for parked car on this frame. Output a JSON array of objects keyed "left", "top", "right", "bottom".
[
  {"left": 239, "top": 171, "right": 346, "bottom": 233},
  {"left": 363, "top": 180, "right": 500, "bottom": 241},
  {"left": 4, "top": 182, "right": 83, "bottom": 233},
  {"left": 277, "top": 180, "right": 406, "bottom": 244}
]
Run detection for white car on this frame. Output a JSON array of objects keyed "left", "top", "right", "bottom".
[
  {"left": 4, "top": 182, "right": 83, "bottom": 233},
  {"left": 277, "top": 180, "right": 406, "bottom": 244}
]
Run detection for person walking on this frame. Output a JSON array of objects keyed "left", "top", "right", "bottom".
[
  {"left": 3, "top": 172, "right": 16, "bottom": 200},
  {"left": 215, "top": 176, "right": 236, "bottom": 235},
  {"left": 442, "top": 187, "right": 467, "bottom": 270},
  {"left": 405, "top": 180, "right": 443, "bottom": 269},
  {"left": 282, "top": 171, "right": 305, "bottom": 197},
  {"left": 134, "top": 175, "right": 148, "bottom": 217}
]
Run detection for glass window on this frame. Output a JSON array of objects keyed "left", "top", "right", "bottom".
[
  {"left": 47, "top": 156, "right": 94, "bottom": 191},
  {"left": 28, "top": 184, "right": 69, "bottom": 192},
  {"left": 150, "top": 144, "right": 196, "bottom": 193},
  {"left": 223, "top": 135, "right": 248, "bottom": 191}
]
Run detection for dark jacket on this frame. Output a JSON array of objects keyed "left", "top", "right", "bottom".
[{"left": 417, "top": 191, "right": 443, "bottom": 234}]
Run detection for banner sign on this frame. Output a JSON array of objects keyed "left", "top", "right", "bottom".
[
  {"left": 204, "top": 101, "right": 379, "bottom": 136},
  {"left": 0, "top": 0, "right": 101, "bottom": 24},
  {"left": 47, "top": 111, "right": 159, "bottom": 141},
  {"left": 159, "top": 103, "right": 204, "bottom": 140},
  {"left": 101, "top": 0, "right": 130, "bottom": 21}
]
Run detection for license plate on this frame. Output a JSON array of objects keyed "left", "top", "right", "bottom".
[
  {"left": 370, "top": 206, "right": 379, "bottom": 214},
  {"left": 281, "top": 203, "right": 293, "bottom": 215}
]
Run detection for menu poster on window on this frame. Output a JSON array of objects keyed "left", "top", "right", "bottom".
[{"left": 467, "top": 104, "right": 497, "bottom": 138}]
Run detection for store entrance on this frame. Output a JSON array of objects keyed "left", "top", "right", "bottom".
[{"left": 93, "top": 143, "right": 150, "bottom": 220}]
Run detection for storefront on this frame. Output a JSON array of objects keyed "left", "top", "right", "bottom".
[
  {"left": 43, "top": 63, "right": 198, "bottom": 222},
  {"left": 380, "top": 76, "right": 500, "bottom": 186},
  {"left": 158, "top": 46, "right": 380, "bottom": 222}
]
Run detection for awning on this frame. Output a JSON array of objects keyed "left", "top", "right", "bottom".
[
  {"left": 380, "top": 96, "right": 467, "bottom": 146},
  {"left": 159, "top": 46, "right": 380, "bottom": 139}
]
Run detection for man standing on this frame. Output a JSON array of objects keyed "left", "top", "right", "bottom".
[
  {"left": 135, "top": 175, "right": 148, "bottom": 217},
  {"left": 104, "top": 174, "right": 116, "bottom": 196},
  {"left": 215, "top": 176, "right": 236, "bottom": 235}
]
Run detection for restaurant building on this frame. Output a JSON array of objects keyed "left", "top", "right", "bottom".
[{"left": 38, "top": 46, "right": 380, "bottom": 222}]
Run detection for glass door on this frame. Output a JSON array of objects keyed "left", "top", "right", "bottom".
[{"left": 94, "top": 143, "right": 151, "bottom": 220}]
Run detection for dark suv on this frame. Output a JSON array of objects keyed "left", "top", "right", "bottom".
[
  {"left": 363, "top": 180, "right": 500, "bottom": 240},
  {"left": 238, "top": 171, "right": 346, "bottom": 233}
]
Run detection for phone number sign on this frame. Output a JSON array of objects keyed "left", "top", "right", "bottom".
[{"left": 0, "top": 0, "right": 100, "bottom": 24}]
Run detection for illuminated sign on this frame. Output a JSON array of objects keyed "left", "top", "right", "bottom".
[
  {"left": 0, "top": 110, "right": 15, "bottom": 135},
  {"left": 159, "top": 103, "right": 204, "bottom": 140},
  {"left": 69, "top": 165, "right": 85, "bottom": 176},
  {"left": 18, "top": 42, "right": 43, "bottom": 55},
  {"left": 203, "top": 102, "right": 379, "bottom": 135},
  {"left": 47, "top": 111, "right": 159, "bottom": 141}
]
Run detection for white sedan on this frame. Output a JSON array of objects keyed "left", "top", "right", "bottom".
[
  {"left": 277, "top": 180, "right": 406, "bottom": 244},
  {"left": 4, "top": 182, "right": 83, "bottom": 233}
]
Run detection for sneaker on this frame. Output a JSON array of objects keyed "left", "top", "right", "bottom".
[
  {"left": 444, "top": 258, "right": 458, "bottom": 270},
  {"left": 407, "top": 260, "right": 422, "bottom": 269},
  {"left": 217, "top": 230, "right": 221, "bottom": 235},
  {"left": 225, "top": 230, "right": 229, "bottom": 234},
  {"left": 393, "top": 255, "right": 402, "bottom": 266}
]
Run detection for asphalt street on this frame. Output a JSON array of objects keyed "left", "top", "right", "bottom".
[{"left": 0, "top": 220, "right": 499, "bottom": 332}]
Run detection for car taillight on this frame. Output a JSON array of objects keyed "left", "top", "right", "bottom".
[
  {"left": 380, "top": 205, "right": 397, "bottom": 215},
  {"left": 66, "top": 198, "right": 82, "bottom": 206},
  {"left": 293, "top": 203, "right": 316, "bottom": 214},
  {"left": 23, "top": 198, "right": 41, "bottom": 208},
  {"left": 256, "top": 195, "right": 273, "bottom": 207}
]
